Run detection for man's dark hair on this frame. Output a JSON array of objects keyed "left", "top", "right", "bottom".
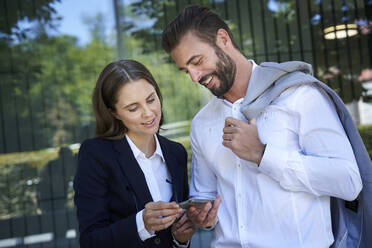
[{"left": 162, "top": 5, "right": 239, "bottom": 53}]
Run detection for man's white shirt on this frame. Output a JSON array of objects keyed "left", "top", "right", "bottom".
[{"left": 189, "top": 61, "right": 362, "bottom": 248}]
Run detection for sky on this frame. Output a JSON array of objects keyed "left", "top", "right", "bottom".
[
  {"left": 51, "top": 0, "right": 116, "bottom": 45},
  {"left": 45, "top": 0, "right": 286, "bottom": 46}
]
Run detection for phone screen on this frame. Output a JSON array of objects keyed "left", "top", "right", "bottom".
[{"left": 179, "top": 198, "right": 214, "bottom": 209}]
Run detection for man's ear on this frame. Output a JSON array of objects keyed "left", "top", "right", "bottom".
[{"left": 216, "top": 28, "right": 232, "bottom": 49}]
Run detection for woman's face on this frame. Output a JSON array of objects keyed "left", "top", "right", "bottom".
[{"left": 112, "top": 78, "right": 162, "bottom": 140}]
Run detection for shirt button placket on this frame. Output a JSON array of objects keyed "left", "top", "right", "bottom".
[{"left": 236, "top": 157, "right": 244, "bottom": 243}]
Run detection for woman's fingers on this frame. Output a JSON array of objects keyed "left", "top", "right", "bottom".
[
  {"left": 144, "top": 208, "right": 181, "bottom": 219},
  {"left": 149, "top": 215, "right": 179, "bottom": 231},
  {"left": 145, "top": 201, "right": 179, "bottom": 210},
  {"left": 174, "top": 220, "right": 194, "bottom": 234},
  {"left": 143, "top": 201, "right": 183, "bottom": 231}
]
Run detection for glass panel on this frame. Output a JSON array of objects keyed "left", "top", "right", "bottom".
[{"left": 0, "top": 0, "right": 371, "bottom": 247}]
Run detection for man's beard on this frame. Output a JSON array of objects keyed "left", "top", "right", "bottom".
[{"left": 200, "top": 46, "right": 236, "bottom": 97}]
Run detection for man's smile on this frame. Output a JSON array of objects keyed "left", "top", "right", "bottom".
[{"left": 200, "top": 74, "right": 214, "bottom": 89}]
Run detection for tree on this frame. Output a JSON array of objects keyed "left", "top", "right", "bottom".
[{"left": 0, "top": 0, "right": 61, "bottom": 42}]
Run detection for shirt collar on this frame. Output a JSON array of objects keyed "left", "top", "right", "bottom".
[
  {"left": 125, "top": 134, "right": 165, "bottom": 162},
  {"left": 250, "top": 59, "right": 258, "bottom": 71},
  {"left": 221, "top": 59, "right": 258, "bottom": 105}
]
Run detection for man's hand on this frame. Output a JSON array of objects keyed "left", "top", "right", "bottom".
[
  {"left": 222, "top": 117, "right": 265, "bottom": 164},
  {"left": 186, "top": 195, "right": 221, "bottom": 228},
  {"left": 172, "top": 211, "right": 195, "bottom": 243},
  {"left": 143, "top": 201, "right": 183, "bottom": 232}
]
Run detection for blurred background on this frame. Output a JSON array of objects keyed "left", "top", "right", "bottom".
[{"left": 0, "top": 0, "right": 371, "bottom": 247}]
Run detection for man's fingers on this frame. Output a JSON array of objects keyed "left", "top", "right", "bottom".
[
  {"left": 174, "top": 212, "right": 187, "bottom": 227},
  {"left": 187, "top": 205, "right": 204, "bottom": 223},
  {"left": 204, "top": 195, "right": 221, "bottom": 225},
  {"left": 223, "top": 126, "right": 237, "bottom": 134},
  {"left": 187, "top": 206, "right": 200, "bottom": 222},
  {"left": 222, "top": 133, "right": 234, "bottom": 141},
  {"left": 194, "top": 202, "right": 212, "bottom": 224},
  {"left": 225, "top": 117, "right": 243, "bottom": 127},
  {"left": 222, "top": 140, "right": 233, "bottom": 149},
  {"left": 186, "top": 196, "right": 221, "bottom": 228},
  {"left": 187, "top": 208, "right": 199, "bottom": 222},
  {"left": 214, "top": 195, "right": 222, "bottom": 207}
]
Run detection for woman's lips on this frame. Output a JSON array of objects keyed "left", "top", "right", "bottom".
[{"left": 143, "top": 118, "right": 156, "bottom": 127}]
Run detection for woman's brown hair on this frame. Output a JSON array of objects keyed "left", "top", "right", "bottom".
[{"left": 92, "top": 59, "right": 163, "bottom": 140}]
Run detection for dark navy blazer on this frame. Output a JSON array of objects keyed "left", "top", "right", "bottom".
[{"left": 73, "top": 134, "right": 189, "bottom": 248}]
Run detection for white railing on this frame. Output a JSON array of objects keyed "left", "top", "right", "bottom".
[{"left": 159, "top": 120, "right": 191, "bottom": 138}]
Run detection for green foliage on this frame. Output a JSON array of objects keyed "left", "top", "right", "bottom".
[
  {"left": 0, "top": 2, "right": 205, "bottom": 153},
  {"left": 0, "top": 1, "right": 206, "bottom": 217},
  {"left": 358, "top": 125, "right": 372, "bottom": 158},
  {"left": 126, "top": 0, "right": 225, "bottom": 54},
  {"left": 0, "top": 163, "right": 40, "bottom": 218},
  {"left": 0, "top": 147, "right": 77, "bottom": 218},
  {"left": 0, "top": 0, "right": 60, "bottom": 40},
  {"left": 174, "top": 136, "right": 192, "bottom": 163},
  {"left": 174, "top": 136, "right": 192, "bottom": 182},
  {"left": 2, "top": 34, "right": 115, "bottom": 147}
]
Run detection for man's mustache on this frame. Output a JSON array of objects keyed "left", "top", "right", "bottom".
[{"left": 199, "top": 72, "right": 217, "bottom": 84}]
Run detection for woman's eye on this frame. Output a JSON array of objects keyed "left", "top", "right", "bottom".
[
  {"left": 128, "top": 107, "right": 137, "bottom": 112},
  {"left": 148, "top": 98, "right": 155, "bottom": 103}
]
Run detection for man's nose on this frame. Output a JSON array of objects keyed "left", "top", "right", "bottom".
[{"left": 188, "top": 68, "right": 202, "bottom": 83}]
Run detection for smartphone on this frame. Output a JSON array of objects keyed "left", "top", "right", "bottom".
[{"left": 178, "top": 198, "right": 214, "bottom": 209}]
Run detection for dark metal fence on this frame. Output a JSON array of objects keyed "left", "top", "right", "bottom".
[{"left": 0, "top": 0, "right": 371, "bottom": 247}]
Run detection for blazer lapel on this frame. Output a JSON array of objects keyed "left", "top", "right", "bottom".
[
  {"left": 157, "top": 135, "right": 179, "bottom": 203},
  {"left": 113, "top": 137, "right": 153, "bottom": 208}
]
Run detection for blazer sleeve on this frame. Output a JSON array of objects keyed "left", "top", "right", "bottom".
[{"left": 73, "top": 140, "right": 144, "bottom": 248}]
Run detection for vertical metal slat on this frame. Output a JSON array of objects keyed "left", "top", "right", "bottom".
[
  {"left": 296, "top": 0, "right": 305, "bottom": 61},
  {"left": 259, "top": 0, "right": 269, "bottom": 61},
  {"left": 330, "top": 0, "right": 344, "bottom": 98},
  {"left": 247, "top": 0, "right": 257, "bottom": 60}
]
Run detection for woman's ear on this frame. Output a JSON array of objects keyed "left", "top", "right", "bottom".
[{"left": 109, "top": 108, "right": 118, "bottom": 120}]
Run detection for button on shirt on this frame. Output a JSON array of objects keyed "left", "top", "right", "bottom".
[
  {"left": 189, "top": 61, "right": 362, "bottom": 248},
  {"left": 125, "top": 135, "right": 172, "bottom": 241}
]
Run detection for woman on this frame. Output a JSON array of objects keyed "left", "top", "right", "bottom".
[{"left": 74, "top": 59, "right": 194, "bottom": 247}]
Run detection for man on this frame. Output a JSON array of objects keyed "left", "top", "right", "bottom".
[{"left": 162, "top": 5, "right": 366, "bottom": 248}]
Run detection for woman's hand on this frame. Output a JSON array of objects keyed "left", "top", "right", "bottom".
[
  {"left": 143, "top": 201, "right": 182, "bottom": 232},
  {"left": 172, "top": 211, "right": 195, "bottom": 243}
]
